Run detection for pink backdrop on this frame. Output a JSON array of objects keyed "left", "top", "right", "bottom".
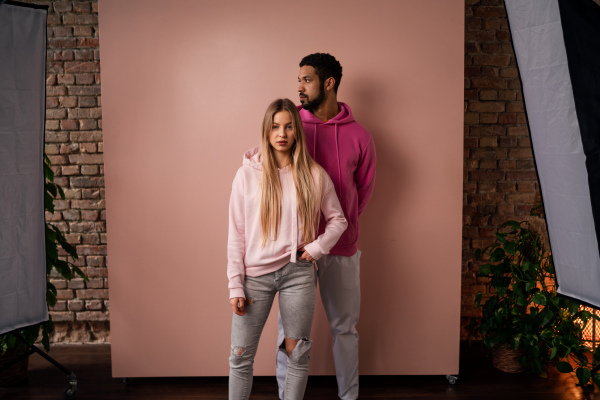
[{"left": 99, "top": 0, "right": 464, "bottom": 377}]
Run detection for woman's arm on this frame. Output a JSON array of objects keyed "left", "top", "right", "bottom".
[
  {"left": 227, "top": 169, "right": 246, "bottom": 300},
  {"left": 303, "top": 172, "right": 348, "bottom": 260}
]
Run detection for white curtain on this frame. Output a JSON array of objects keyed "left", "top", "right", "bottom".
[
  {"left": 0, "top": 2, "right": 48, "bottom": 335},
  {"left": 506, "top": 0, "right": 600, "bottom": 308}
]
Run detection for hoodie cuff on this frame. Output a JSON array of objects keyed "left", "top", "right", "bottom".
[
  {"left": 229, "top": 288, "right": 246, "bottom": 300},
  {"left": 304, "top": 241, "right": 326, "bottom": 261}
]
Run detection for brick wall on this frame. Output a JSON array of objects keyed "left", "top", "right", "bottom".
[
  {"left": 31, "top": 0, "right": 108, "bottom": 343},
  {"left": 27, "top": 0, "right": 596, "bottom": 344},
  {"left": 462, "top": 0, "right": 537, "bottom": 339}
]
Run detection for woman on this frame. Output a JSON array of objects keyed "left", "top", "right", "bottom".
[{"left": 227, "top": 98, "right": 347, "bottom": 399}]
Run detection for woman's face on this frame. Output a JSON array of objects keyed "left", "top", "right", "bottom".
[{"left": 269, "top": 111, "right": 296, "bottom": 156}]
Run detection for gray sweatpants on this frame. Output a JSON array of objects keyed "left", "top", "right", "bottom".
[
  {"left": 276, "top": 250, "right": 361, "bottom": 400},
  {"left": 229, "top": 261, "right": 317, "bottom": 400}
]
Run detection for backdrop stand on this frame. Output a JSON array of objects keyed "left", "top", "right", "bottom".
[{"left": 0, "top": 332, "right": 77, "bottom": 399}]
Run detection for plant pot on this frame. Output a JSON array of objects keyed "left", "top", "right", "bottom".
[
  {"left": 491, "top": 344, "right": 525, "bottom": 373},
  {"left": 0, "top": 349, "right": 29, "bottom": 387}
]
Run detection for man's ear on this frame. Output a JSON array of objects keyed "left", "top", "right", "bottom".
[{"left": 325, "top": 77, "right": 336, "bottom": 92}]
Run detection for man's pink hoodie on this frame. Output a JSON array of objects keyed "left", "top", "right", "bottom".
[
  {"left": 299, "top": 102, "right": 376, "bottom": 257},
  {"left": 227, "top": 147, "right": 348, "bottom": 299}
]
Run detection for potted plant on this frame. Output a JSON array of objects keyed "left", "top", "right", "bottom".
[
  {"left": 469, "top": 220, "right": 600, "bottom": 388},
  {"left": 0, "top": 156, "right": 87, "bottom": 386}
]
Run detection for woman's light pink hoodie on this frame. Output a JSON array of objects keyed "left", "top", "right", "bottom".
[{"left": 227, "top": 147, "right": 347, "bottom": 299}]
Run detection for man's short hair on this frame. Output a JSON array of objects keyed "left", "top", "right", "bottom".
[{"left": 300, "top": 53, "right": 343, "bottom": 94}]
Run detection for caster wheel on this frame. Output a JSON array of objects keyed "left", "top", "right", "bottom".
[
  {"left": 446, "top": 374, "right": 458, "bottom": 385},
  {"left": 63, "top": 385, "right": 77, "bottom": 399}
]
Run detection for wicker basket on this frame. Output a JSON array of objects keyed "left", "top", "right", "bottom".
[
  {"left": 491, "top": 344, "right": 525, "bottom": 373},
  {"left": 0, "top": 350, "right": 29, "bottom": 387}
]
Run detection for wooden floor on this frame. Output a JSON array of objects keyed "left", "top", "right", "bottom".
[{"left": 0, "top": 342, "right": 598, "bottom": 399}]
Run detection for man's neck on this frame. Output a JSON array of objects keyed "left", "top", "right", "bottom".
[{"left": 312, "top": 97, "right": 340, "bottom": 122}]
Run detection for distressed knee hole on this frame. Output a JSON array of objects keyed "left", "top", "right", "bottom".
[
  {"left": 232, "top": 346, "right": 246, "bottom": 356},
  {"left": 284, "top": 336, "right": 308, "bottom": 357},
  {"left": 286, "top": 338, "right": 312, "bottom": 363}
]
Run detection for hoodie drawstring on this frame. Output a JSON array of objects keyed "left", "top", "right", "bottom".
[
  {"left": 313, "top": 124, "right": 317, "bottom": 159},
  {"left": 335, "top": 123, "right": 342, "bottom": 197}
]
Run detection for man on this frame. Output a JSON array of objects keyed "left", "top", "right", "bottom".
[{"left": 276, "top": 53, "right": 376, "bottom": 400}]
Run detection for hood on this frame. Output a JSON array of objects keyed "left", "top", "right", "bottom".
[
  {"left": 242, "top": 146, "right": 262, "bottom": 170},
  {"left": 297, "top": 102, "right": 355, "bottom": 125}
]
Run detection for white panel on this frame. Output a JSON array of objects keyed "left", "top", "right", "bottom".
[
  {"left": 0, "top": 3, "right": 48, "bottom": 335},
  {"left": 506, "top": 0, "right": 600, "bottom": 307}
]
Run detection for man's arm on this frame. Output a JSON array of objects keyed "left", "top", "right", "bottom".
[{"left": 355, "top": 136, "right": 376, "bottom": 217}]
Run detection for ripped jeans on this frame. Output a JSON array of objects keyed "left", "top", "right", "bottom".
[{"left": 229, "top": 261, "right": 316, "bottom": 400}]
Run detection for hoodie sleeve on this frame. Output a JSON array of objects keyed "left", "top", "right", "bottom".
[
  {"left": 356, "top": 136, "right": 377, "bottom": 217},
  {"left": 227, "top": 169, "right": 246, "bottom": 299},
  {"left": 304, "top": 173, "right": 348, "bottom": 260}
]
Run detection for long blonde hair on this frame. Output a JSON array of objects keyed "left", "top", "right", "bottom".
[{"left": 260, "top": 98, "right": 322, "bottom": 246}]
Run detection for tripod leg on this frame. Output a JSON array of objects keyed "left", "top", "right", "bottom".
[{"left": 13, "top": 334, "right": 78, "bottom": 399}]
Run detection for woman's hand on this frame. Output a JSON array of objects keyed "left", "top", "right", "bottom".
[
  {"left": 230, "top": 297, "right": 246, "bottom": 316},
  {"left": 298, "top": 247, "right": 314, "bottom": 262}
]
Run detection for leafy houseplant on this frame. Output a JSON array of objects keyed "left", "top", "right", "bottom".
[
  {"left": 0, "top": 156, "right": 87, "bottom": 365},
  {"left": 469, "top": 220, "right": 600, "bottom": 388}
]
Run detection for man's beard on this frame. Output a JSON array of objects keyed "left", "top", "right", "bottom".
[{"left": 300, "top": 85, "right": 325, "bottom": 112}]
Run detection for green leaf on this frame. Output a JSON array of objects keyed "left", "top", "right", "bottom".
[
  {"left": 490, "top": 248, "right": 505, "bottom": 262},
  {"left": 575, "top": 350, "right": 588, "bottom": 366},
  {"left": 531, "top": 345, "right": 540, "bottom": 359},
  {"left": 45, "top": 191, "right": 55, "bottom": 213},
  {"left": 56, "top": 184, "right": 65, "bottom": 199},
  {"left": 46, "top": 240, "right": 58, "bottom": 261},
  {"left": 46, "top": 183, "right": 58, "bottom": 199},
  {"left": 53, "top": 259, "right": 72, "bottom": 280},
  {"left": 576, "top": 367, "right": 591, "bottom": 386},
  {"left": 593, "top": 373, "right": 600, "bottom": 389},
  {"left": 483, "top": 336, "right": 496, "bottom": 350},
  {"left": 501, "top": 220, "right": 521, "bottom": 230},
  {"left": 540, "top": 329, "right": 554, "bottom": 341},
  {"left": 504, "top": 241, "right": 517, "bottom": 255},
  {"left": 479, "top": 263, "right": 491, "bottom": 276},
  {"left": 532, "top": 292, "right": 547, "bottom": 306},
  {"left": 496, "top": 232, "right": 507, "bottom": 243},
  {"left": 46, "top": 290, "right": 57, "bottom": 308},
  {"left": 41, "top": 317, "right": 53, "bottom": 352},
  {"left": 475, "top": 292, "right": 483, "bottom": 308},
  {"left": 55, "top": 231, "right": 78, "bottom": 259},
  {"left": 494, "top": 277, "right": 511, "bottom": 297},
  {"left": 525, "top": 280, "right": 537, "bottom": 292},
  {"left": 568, "top": 302, "right": 579, "bottom": 316},
  {"left": 512, "top": 334, "right": 521, "bottom": 349},
  {"left": 44, "top": 158, "right": 54, "bottom": 181},
  {"left": 556, "top": 361, "right": 573, "bottom": 373},
  {"left": 550, "top": 347, "right": 557, "bottom": 360},
  {"left": 47, "top": 281, "right": 57, "bottom": 296},
  {"left": 577, "top": 310, "right": 592, "bottom": 322},
  {"left": 6, "top": 334, "right": 16, "bottom": 349},
  {"left": 539, "top": 308, "right": 553, "bottom": 327},
  {"left": 73, "top": 265, "right": 89, "bottom": 282}
]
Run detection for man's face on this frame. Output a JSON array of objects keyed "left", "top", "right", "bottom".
[{"left": 298, "top": 65, "right": 325, "bottom": 111}]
